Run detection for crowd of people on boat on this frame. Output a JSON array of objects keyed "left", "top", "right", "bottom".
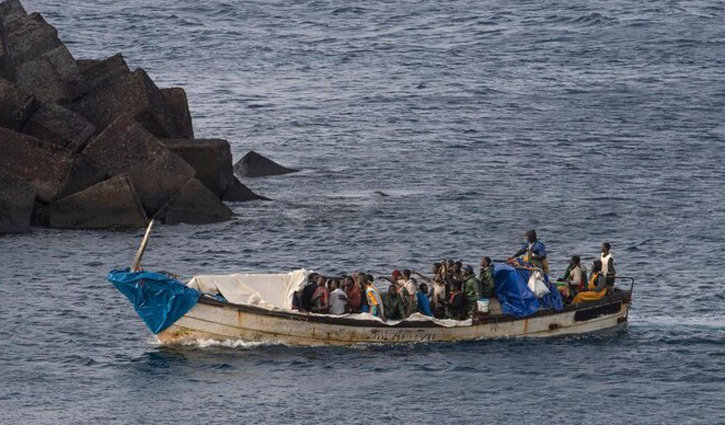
[{"left": 291, "top": 229, "right": 618, "bottom": 321}]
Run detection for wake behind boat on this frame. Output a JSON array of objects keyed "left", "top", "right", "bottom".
[{"left": 108, "top": 221, "right": 634, "bottom": 346}]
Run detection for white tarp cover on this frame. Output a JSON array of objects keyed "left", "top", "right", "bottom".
[
  {"left": 187, "top": 269, "right": 309, "bottom": 310},
  {"left": 187, "top": 269, "right": 472, "bottom": 327}
]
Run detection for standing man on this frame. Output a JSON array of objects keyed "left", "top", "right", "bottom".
[
  {"left": 510, "top": 229, "right": 548, "bottom": 273},
  {"left": 601, "top": 242, "right": 616, "bottom": 287},
  {"left": 478, "top": 257, "right": 495, "bottom": 298},
  {"left": 461, "top": 265, "right": 480, "bottom": 318}
]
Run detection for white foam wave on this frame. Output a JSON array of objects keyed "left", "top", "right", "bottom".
[{"left": 181, "top": 338, "right": 282, "bottom": 349}]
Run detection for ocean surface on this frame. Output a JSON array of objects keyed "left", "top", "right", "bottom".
[{"left": 2, "top": 0, "right": 724, "bottom": 423}]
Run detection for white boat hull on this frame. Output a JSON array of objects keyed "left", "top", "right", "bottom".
[{"left": 157, "top": 292, "right": 631, "bottom": 346}]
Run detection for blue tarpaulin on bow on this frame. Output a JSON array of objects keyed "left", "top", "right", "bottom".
[
  {"left": 492, "top": 263, "right": 563, "bottom": 318},
  {"left": 108, "top": 268, "right": 201, "bottom": 334}
]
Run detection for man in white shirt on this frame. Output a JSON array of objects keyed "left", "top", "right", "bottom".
[
  {"left": 329, "top": 280, "right": 348, "bottom": 315},
  {"left": 600, "top": 242, "right": 616, "bottom": 287}
]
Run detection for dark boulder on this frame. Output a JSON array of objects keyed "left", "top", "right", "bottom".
[
  {"left": 0, "top": 14, "right": 11, "bottom": 80},
  {"left": 35, "top": 174, "right": 148, "bottom": 229},
  {"left": 161, "top": 138, "right": 233, "bottom": 198},
  {"left": 0, "top": 170, "right": 34, "bottom": 233},
  {"left": 0, "top": 77, "right": 37, "bottom": 130},
  {"left": 222, "top": 177, "right": 268, "bottom": 202},
  {"left": 154, "top": 178, "right": 233, "bottom": 225},
  {"left": 81, "top": 114, "right": 195, "bottom": 214},
  {"left": 15, "top": 45, "right": 86, "bottom": 104},
  {"left": 234, "top": 150, "right": 298, "bottom": 178},
  {"left": 161, "top": 87, "right": 193, "bottom": 139},
  {"left": 77, "top": 53, "right": 130, "bottom": 93},
  {"left": 21, "top": 102, "right": 95, "bottom": 151},
  {"left": 0, "top": 127, "right": 105, "bottom": 203},
  {"left": 1, "top": 11, "right": 61, "bottom": 67},
  {"left": 0, "top": 0, "right": 26, "bottom": 17},
  {"left": 72, "top": 69, "right": 189, "bottom": 138}
]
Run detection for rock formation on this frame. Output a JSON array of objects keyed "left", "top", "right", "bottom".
[
  {"left": 0, "top": 170, "right": 34, "bottom": 233},
  {"left": 234, "top": 150, "right": 298, "bottom": 178},
  {"left": 34, "top": 174, "right": 148, "bottom": 229},
  {"left": 0, "top": 0, "right": 274, "bottom": 233}
]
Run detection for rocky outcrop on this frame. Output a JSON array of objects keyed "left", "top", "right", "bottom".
[
  {"left": 154, "top": 178, "right": 233, "bottom": 225},
  {"left": 161, "top": 138, "right": 234, "bottom": 197},
  {"left": 0, "top": 0, "right": 270, "bottom": 229},
  {"left": 72, "top": 69, "right": 189, "bottom": 138},
  {"left": 234, "top": 150, "right": 298, "bottom": 178},
  {"left": 222, "top": 177, "right": 269, "bottom": 202},
  {"left": 1, "top": 7, "right": 86, "bottom": 104},
  {"left": 77, "top": 53, "right": 130, "bottom": 92},
  {"left": 0, "top": 170, "right": 34, "bottom": 233},
  {"left": 0, "top": 77, "right": 37, "bottom": 130},
  {"left": 161, "top": 88, "right": 193, "bottom": 140},
  {"left": 1, "top": 6, "right": 60, "bottom": 65},
  {"left": 82, "top": 114, "right": 195, "bottom": 214},
  {"left": 0, "top": 127, "right": 104, "bottom": 203},
  {"left": 35, "top": 174, "right": 148, "bottom": 229},
  {"left": 21, "top": 102, "right": 95, "bottom": 151}
]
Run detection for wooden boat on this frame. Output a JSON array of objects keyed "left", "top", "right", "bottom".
[
  {"left": 113, "top": 221, "right": 634, "bottom": 346},
  {"left": 156, "top": 290, "right": 632, "bottom": 345}
]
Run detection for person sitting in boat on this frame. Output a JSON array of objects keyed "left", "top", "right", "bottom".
[
  {"left": 329, "top": 280, "right": 348, "bottom": 315},
  {"left": 310, "top": 276, "right": 330, "bottom": 314},
  {"left": 509, "top": 229, "right": 549, "bottom": 273},
  {"left": 344, "top": 276, "right": 362, "bottom": 313},
  {"left": 402, "top": 270, "right": 418, "bottom": 316},
  {"left": 461, "top": 265, "right": 480, "bottom": 317},
  {"left": 453, "top": 261, "right": 464, "bottom": 281},
  {"left": 572, "top": 260, "right": 607, "bottom": 303},
  {"left": 354, "top": 273, "right": 370, "bottom": 313},
  {"left": 379, "top": 270, "right": 414, "bottom": 315},
  {"left": 365, "top": 277, "right": 384, "bottom": 319},
  {"left": 416, "top": 283, "right": 433, "bottom": 316},
  {"left": 559, "top": 255, "right": 587, "bottom": 300},
  {"left": 478, "top": 256, "right": 495, "bottom": 298},
  {"left": 445, "top": 281, "right": 467, "bottom": 320},
  {"left": 383, "top": 284, "right": 407, "bottom": 321},
  {"left": 413, "top": 263, "right": 447, "bottom": 318},
  {"left": 601, "top": 242, "right": 616, "bottom": 288},
  {"left": 300, "top": 272, "right": 320, "bottom": 312}
]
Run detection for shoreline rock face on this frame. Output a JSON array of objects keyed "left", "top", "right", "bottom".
[
  {"left": 82, "top": 114, "right": 195, "bottom": 214},
  {"left": 234, "top": 150, "right": 298, "bottom": 178},
  {"left": 35, "top": 174, "right": 148, "bottom": 229},
  {"left": 162, "top": 138, "right": 233, "bottom": 198},
  {"left": 223, "top": 177, "right": 269, "bottom": 202},
  {"left": 154, "top": 178, "right": 233, "bottom": 225},
  {"left": 21, "top": 102, "right": 95, "bottom": 151},
  {"left": 0, "top": 127, "right": 104, "bottom": 203},
  {"left": 0, "top": 0, "right": 275, "bottom": 231},
  {"left": 0, "top": 170, "right": 35, "bottom": 233}
]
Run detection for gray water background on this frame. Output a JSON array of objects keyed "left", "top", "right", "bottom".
[{"left": 1, "top": 0, "right": 724, "bottom": 423}]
